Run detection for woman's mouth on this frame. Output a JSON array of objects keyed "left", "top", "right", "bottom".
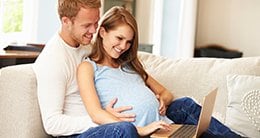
[{"left": 114, "top": 47, "right": 123, "bottom": 53}]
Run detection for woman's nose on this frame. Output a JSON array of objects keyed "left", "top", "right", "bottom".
[{"left": 120, "top": 41, "right": 129, "bottom": 49}]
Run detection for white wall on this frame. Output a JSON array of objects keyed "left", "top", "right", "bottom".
[
  {"left": 157, "top": 0, "right": 197, "bottom": 58},
  {"left": 36, "top": 0, "right": 152, "bottom": 45},
  {"left": 35, "top": 0, "right": 59, "bottom": 44},
  {"left": 135, "top": 0, "right": 183, "bottom": 57},
  {"left": 196, "top": 0, "right": 260, "bottom": 57},
  {"left": 33, "top": 0, "right": 194, "bottom": 58},
  {"left": 160, "top": 0, "right": 181, "bottom": 58},
  {"left": 34, "top": 0, "right": 260, "bottom": 57}
]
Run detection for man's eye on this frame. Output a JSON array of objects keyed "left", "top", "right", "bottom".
[
  {"left": 117, "top": 37, "right": 123, "bottom": 40},
  {"left": 94, "top": 23, "right": 98, "bottom": 28},
  {"left": 84, "top": 24, "right": 91, "bottom": 28}
]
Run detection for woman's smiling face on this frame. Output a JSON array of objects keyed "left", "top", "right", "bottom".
[{"left": 100, "top": 24, "right": 134, "bottom": 59}]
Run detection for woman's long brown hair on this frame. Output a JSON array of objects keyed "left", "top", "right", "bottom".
[{"left": 89, "top": 6, "right": 148, "bottom": 82}]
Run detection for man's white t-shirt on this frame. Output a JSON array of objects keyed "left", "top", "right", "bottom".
[{"left": 33, "top": 32, "right": 97, "bottom": 136}]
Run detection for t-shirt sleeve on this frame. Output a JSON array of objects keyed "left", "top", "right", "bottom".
[{"left": 33, "top": 60, "right": 96, "bottom": 136}]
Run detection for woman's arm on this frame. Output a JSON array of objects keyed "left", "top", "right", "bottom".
[
  {"left": 137, "top": 120, "right": 171, "bottom": 136},
  {"left": 146, "top": 75, "right": 174, "bottom": 115},
  {"left": 77, "top": 61, "right": 120, "bottom": 124}
]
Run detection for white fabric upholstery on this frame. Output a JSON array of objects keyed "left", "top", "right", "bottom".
[
  {"left": 225, "top": 75, "right": 260, "bottom": 137},
  {"left": 0, "top": 52, "right": 259, "bottom": 138},
  {"left": 242, "top": 90, "right": 260, "bottom": 131},
  {"left": 0, "top": 64, "right": 51, "bottom": 138}
]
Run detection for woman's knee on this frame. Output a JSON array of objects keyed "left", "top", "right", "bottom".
[
  {"left": 169, "top": 97, "right": 195, "bottom": 107},
  {"left": 182, "top": 97, "right": 196, "bottom": 105}
]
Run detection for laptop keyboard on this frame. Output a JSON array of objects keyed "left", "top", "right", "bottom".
[{"left": 171, "top": 125, "right": 197, "bottom": 138}]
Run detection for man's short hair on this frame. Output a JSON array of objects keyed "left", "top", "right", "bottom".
[{"left": 58, "top": 0, "right": 101, "bottom": 20}]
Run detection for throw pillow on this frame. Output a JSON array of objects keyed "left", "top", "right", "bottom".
[
  {"left": 226, "top": 75, "right": 260, "bottom": 138},
  {"left": 241, "top": 90, "right": 260, "bottom": 132}
]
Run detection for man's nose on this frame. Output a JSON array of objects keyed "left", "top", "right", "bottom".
[{"left": 89, "top": 25, "right": 97, "bottom": 34}]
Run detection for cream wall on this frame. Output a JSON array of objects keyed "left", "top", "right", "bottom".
[
  {"left": 135, "top": 0, "right": 154, "bottom": 44},
  {"left": 196, "top": 0, "right": 260, "bottom": 57}
]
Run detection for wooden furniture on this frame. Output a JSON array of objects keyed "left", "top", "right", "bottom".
[
  {"left": 0, "top": 49, "right": 40, "bottom": 59},
  {"left": 0, "top": 49, "right": 40, "bottom": 68}
]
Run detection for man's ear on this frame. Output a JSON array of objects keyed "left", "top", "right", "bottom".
[
  {"left": 61, "top": 16, "right": 72, "bottom": 26},
  {"left": 99, "top": 27, "right": 106, "bottom": 38}
]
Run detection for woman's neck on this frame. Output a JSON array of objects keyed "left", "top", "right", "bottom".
[{"left": 92, "top": 56, "right": 119, "bottom": 68}]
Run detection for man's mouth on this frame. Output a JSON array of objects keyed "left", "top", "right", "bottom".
[{"left": 84, "top": 34, "right": 92, "bottom": 39}]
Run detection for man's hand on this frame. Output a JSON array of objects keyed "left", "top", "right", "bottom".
[{"left": 105, "top": 98, "right": 136, "bottom": 122}]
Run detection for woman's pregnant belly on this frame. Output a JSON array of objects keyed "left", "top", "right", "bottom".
[{"left": 97, "top": 82, "right": 160, "bottom": 127}]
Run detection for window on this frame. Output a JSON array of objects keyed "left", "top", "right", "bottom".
[
  {"left": 0, "top": 0, "right": 37, "bottom": 48},
  {"left": 0, "top": 0, "right": 23, "bottom": 33}
]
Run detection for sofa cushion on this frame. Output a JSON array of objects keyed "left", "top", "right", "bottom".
[
  {"left": 0, "top": 64, "right": 51, "bottom": 138},
  {"left": 241, "top": 90, "right": 260, "bottom": 132},
  {"left": 225, "top": 75, "right": 260, "bottom": 138}
]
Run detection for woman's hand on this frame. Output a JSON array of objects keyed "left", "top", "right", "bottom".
[
  {"left": 105, "top": 98, "right": 136, "bottom": 122},
  {"left": 156, "top": 95, "right": 167, "bottom": 116},
  {"left": 137, "top": 120, "right": 171, "bottom": 136}
]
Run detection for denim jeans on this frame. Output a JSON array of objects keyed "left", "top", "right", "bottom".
[
  {"left": 166, "top": 97, "right": 241, "bottom": 138},
  {"left": 67, "top": 122, "right": 138, "bottom": 138}
]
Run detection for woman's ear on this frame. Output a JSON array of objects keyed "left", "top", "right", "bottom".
[{"left": 99, "top": 27, "right": 106, "bottom": 38}]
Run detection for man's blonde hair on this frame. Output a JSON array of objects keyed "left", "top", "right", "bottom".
[{"left": 58, "top": 0, "right": 101, "bottom": 20}]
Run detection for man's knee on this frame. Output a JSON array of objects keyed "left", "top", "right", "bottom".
[{"left": 114, "top": 122, "right": 138, "bottom": 137}]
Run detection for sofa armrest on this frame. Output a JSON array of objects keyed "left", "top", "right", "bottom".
[{"left": 0, "top": 64, "right": 50, "bottom": 138}]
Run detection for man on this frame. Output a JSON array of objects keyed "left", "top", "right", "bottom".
[{"left": 33, "top": 0, "right": 138, "bottom": 137}]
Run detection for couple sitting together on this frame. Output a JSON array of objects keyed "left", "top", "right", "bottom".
[{"left": 33, "top": 0, "right": 241, "bottom": 137}]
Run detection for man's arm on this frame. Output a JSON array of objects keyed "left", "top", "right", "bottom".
[{"left": 34, "top": 60, "right": 95, "bottom": 136}]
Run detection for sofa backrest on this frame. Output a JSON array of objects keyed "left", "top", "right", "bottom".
[
  {"left": 138, "top": 52, "right": 260, "bottom": 122},
  {"left": 0, "top": 64, "right": 51, "bottom": 138}
]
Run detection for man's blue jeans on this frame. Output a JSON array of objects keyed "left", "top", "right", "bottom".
[
  {"left": 69, "top": 122, "right": 138, "bottom": 138},
  {"left": 166, "top": 97, "right": 241, "bottom": 138}
]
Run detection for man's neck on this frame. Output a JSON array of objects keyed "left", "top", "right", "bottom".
[{"left": 59, "top": 30, "right": 79, "bottom": 48}]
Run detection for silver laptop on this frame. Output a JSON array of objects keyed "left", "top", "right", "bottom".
[{"left": 151, "top": 88, "right": 218, "bottom": 138}]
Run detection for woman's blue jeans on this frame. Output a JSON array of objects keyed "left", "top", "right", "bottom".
[
  {"left": 69, "top": 122, "right": 138, "bottom": 138},
  {"left": 166, "top": 97, "right": 241, "bottom": 138},
  {"left": 66, "top": 97, "right": 241, "bottom": 138}
]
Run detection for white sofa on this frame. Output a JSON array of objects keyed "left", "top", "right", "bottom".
[{"left": 0, "top": 52, "right": 259, "bottom": 138}]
